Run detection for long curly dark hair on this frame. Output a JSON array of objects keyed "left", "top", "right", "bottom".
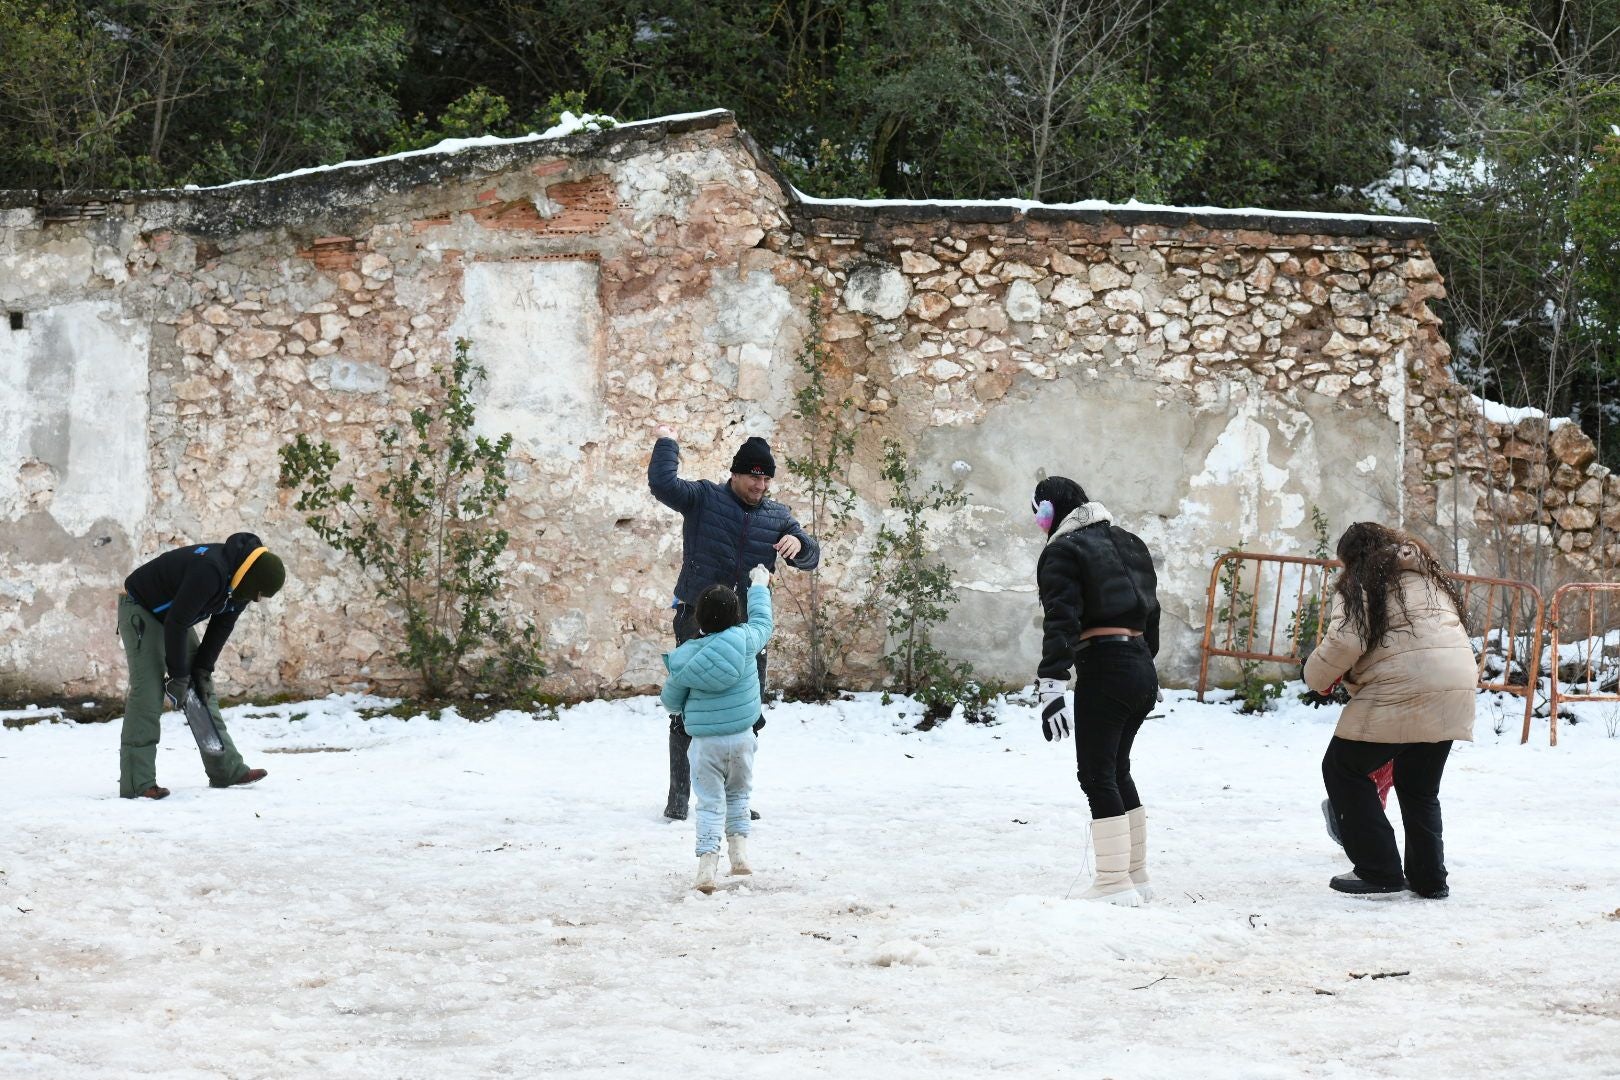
[{"left": 1333, "top": 522, "right": 1468, "bottom": 647}]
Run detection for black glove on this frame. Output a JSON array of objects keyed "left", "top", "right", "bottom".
[
  {"left": 1301, "top": 680, "right": 1350, "bottom": 708},
  {"left": 163, "top": 675, "right": 189, "bottom": 711},
  {"left": 192, "top": 668, "right": 215, "bottom": 702},
  {"left": 752, "top": 716, "right": 766, "bottom": 735}
]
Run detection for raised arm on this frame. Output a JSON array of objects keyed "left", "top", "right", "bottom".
[
  {"left": 647, "top": 429, "right": 702, "bottom": 514},
  {"left": 741, "top": 571, "right": 775, "bottom": 653}
]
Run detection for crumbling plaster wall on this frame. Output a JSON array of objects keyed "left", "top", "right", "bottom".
[
  {"left": 0, "top": 110, "right": 1467, "bottom": 699},
  {"left": 783, "top": 207, "right": 1435, "bottom": 685}
]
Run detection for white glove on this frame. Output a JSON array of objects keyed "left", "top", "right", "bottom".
[
  {"left": 1037, "top": 677, "right": 1071, "bottom": 742},
  {"left": 749, "top": 564, "right": 771, "bottom": 587}
]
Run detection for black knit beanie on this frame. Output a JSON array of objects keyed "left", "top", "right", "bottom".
[
  {"left": 1033, "top": 476, "right": 1088, "bottom": 535},
  {"left": 237, "top": 551, "right": 286, "bottom": 601},
  {"left": 729, "top": 436, "right": 776, "bottom": 477},
  {"left": 695, "top": 584, "right": 742, "bottom": 635}
]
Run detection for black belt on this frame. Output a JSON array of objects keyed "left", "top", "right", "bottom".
[{"left": 1076, "top": 634, "right": 1139, "bottom": 651}]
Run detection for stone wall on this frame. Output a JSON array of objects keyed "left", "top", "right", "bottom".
[
  {"left": 0, "top": 109, "right": 1515, "bottom": 701},
  {"left": 1405, "top": 351, "right": 1620, "bottom": 579},
  {"left": 776, "top": 201, "right": 1448, "bottom": 685}
]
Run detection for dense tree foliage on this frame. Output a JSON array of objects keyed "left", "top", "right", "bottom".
[{"left": 2, "top": 0, "right": 1617, "bottom": 451}]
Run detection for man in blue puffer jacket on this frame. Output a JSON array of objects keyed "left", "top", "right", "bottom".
[
  {"left": 649, "top": 425, "right": 820, "bottom": 820},
  {"left": 662, "top": 566, "right": 774, "bottom": 893}
]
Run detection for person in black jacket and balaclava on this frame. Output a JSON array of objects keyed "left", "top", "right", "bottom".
[
  {"left": 649, "top": 426, "right": 820, "bottom": 821},
  {"left": 118, "top": 532, "right": 285, "bottom": 799},
  {"left": 1033, "top": 476, "right": 1161, "bottom": 905}
]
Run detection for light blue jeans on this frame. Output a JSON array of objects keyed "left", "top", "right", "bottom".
[{"left": 688, "top": 730, "right": 755, "bottom": 856}]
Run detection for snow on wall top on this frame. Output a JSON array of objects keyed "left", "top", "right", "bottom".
[
  {"left": 178, "top": 110, "right": 719, "bottom": 191},
  {"left": 792, "top": 187, "right": 1433, "bottom": 227},
  {"left": 1470, "top": 394, "right": 1573, "bottom": 430},
  {"left": 8, "top": 106, "right": 1436, "bottom": 239}
]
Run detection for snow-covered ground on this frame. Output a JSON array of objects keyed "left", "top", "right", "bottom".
[{"left": 3, "top": 688, "right": 1617, "bottom": 1079}]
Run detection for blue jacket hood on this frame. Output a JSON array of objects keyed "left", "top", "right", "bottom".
[{"left": 665, "top": 629, "right": 754, "bottom": 692}]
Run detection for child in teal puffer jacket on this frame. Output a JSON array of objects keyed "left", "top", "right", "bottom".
[{"left": 661, "top": 564, "right": 773, "bottom": 894}]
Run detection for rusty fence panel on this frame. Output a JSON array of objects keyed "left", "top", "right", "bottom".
[
  {"left": 1197, "top": 552, "right": 1339, "bottom": 698},
  {"left": 1197, "top": 551, "right": 1544, "bottom": 741},
  {"left": 1447, "top": 572, "right": 1544, "bottom": 744},
  {"left": 1546, "top": 583, "right": 1620, "bottom": 748}
]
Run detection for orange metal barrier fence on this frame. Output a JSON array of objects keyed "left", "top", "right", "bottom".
[
  {"left": 1546, "top": 583, "right": 1620, "bottom": 748},
  {"left": 1449, "top": 572, "right": 1544, "bottom": 744},
  {"left": 1197, "top": 552, "right": 1337, "bottom": 693},
  {"left": 1196, "top": 551, "right": 1545, "bottom": 741}
]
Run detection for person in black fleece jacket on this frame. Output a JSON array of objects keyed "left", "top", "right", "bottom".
[
  {"left": 117, "top": 532, "right": 285, "bottom": 798},
  {"left": 1033, "top": 476, "right": 1161, "bottom": 905},
  {"left": 648, "top": 426, "right": 820, "bottom": 820}
]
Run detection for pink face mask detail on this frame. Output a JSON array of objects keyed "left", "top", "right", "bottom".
[{"left": 1033, "top": 498, "right": 1054, "bottom": 532}]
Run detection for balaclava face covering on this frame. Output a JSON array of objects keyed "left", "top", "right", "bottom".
[
  {"left": 1032, "top": 476, "right": 1088, "bottom": 536},
  {"left": 235, "top": 551, "right": 285, "bottom": 602}
]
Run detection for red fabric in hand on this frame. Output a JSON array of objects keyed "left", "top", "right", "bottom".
[{"left": 1371, "top": 760, "right": 1394, "bottom": 808}]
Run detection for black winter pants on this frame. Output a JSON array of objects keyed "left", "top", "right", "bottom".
[
  {"left": 664, "top": 603, "right": 767, "bottom": 818},
  {"left": 1322, "top": 736, "right": 1451, "bottom": 893},
  {"left": 1072, "top": 637, "right": 1159, "bottom": 819}
]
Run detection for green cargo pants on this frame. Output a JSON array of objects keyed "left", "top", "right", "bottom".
[{"left": 118, "top": 594, "right": 247, "bottom": 796}]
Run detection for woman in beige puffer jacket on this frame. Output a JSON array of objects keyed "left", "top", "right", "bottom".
[{"left": 1303, "top": 522, "right": 1476, "bottom": 899}]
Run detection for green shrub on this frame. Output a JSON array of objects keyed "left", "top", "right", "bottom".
[
  {"left": 277, "top": 338, "right": 545, "bottom": 706},
  {"left": 871, "top": 439, "right": 984, "bottom": 722},
  {"left": 781, "top": 286, "right": 861, "bottom": 699}
]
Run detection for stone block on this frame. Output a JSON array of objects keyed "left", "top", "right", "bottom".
[
  {"left": 1088, "top": 264, "right": 1131, "bottom": 291},
  {"left": 1325, "top": 251, "right": 1371, "bottom": 272},
  {"left": 1330, "top": 292, "right": 1375, "bottom": 317},
  {"left": 909, "top": 291, "right": 952, "bottom": 322},
  {"left": 843, "top": 263, "right": 911, "bottom": 319},
  {"left": 1102, "top": 289, "right": 1143, "bottom": 313},
  {"left": 1402, "top": 256, "right": 1438, "bottom": 279},
  {"left": 176, "top": 323, "right": 218, "bottom": 354},
  {"left": 1049, "top": 278, "right": 1093, "bottom": 309},
  {"left": 1004, "top": 279, "right": 1042, "bottom": 322},
  {"left": 1553, "top": 505, "right": 1597, "bottom": 531},
  {"left": 311, "top": 357, "right": 389, "bottom": 394},
  {"left": 960, "top": 250, "right": 993, "bottom": 275},
  {"left": 1549, "top": 422, "right": 1597, "bottom": 469},
  {"left": 224, "top": 328, "right": 281, "bottom": 362},
  {"left": 1049, "top": 251, "right": 1086, "bottom": 275},
  {"left": 1321, "top": 332, "right": 1355, "bottom": 358},
  {"left": 901, "top": 250, "right": 941, "bottom": 274}
]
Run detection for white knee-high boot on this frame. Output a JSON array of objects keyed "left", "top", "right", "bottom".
[
  {"left": 1127, "top": 805, "right": 1154, "bottom": 902},
  {"left": 1081, "top": 814, "right": 1142, "bottom": 906},
  {"left": 694, "top": 852, "right": 720, "bottom": 894},
  {"left": 727, "top": 834, "right": 752, "bottom": 876}
]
